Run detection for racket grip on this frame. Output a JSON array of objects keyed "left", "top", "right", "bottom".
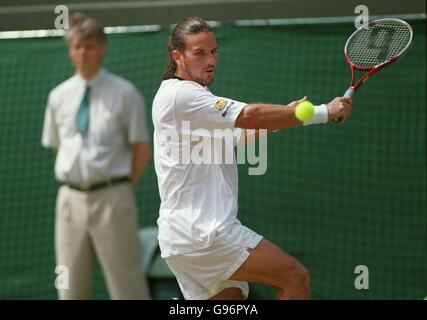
[
  {"left": 333, "top": 88, "right": 354, "bottom": 123},
  {"left": 344, "top": 88, "right": 354, "bottom": 97}
]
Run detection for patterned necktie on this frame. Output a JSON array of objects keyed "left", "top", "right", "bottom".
[{"left": 76, "top": 85, "right": 90, "bottom": 135}]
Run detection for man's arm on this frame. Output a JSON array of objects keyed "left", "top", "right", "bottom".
[
  {"left": 42, "top": 92, "right": 60, "bottom": 149},
  {"left": 130, "top": 141, "right": 151, "bottom": 186},
  {"left": 235, "top": 97, "right": 352, "bottom": 130}
]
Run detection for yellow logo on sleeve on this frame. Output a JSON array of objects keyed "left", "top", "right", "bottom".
[{"left": 214, "top": 99, "right": 227, "bottom": 110}]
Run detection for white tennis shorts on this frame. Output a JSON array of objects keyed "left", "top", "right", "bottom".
[{"left": 164, "top": 222, "right": 263, "bottom": 300}]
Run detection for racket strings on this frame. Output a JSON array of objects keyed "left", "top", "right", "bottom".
[{"left": 347, "top": 21, "right": 412, "bottom": 68}]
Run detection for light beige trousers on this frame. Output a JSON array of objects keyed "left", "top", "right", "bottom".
[{"left": 55, "top": 183, "right": 150, "bottom": 300}]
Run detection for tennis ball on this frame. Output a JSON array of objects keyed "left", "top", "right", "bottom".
[{"left": 295, "top": 101, "right": 314, "bottom": 122}]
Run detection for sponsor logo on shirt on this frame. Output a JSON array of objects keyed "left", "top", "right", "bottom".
[
  {"left": 221, "top": 101, "right": 234, "bottom": 117},
  {"left": 214, "top": 99, "right": 227, "bottom": 111}
]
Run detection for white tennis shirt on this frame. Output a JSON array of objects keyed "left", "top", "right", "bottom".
[
  {"left": 42, "top": 68, "right": 149, "bottom": 184},
  {"left": 152, "top": 78, "right": 248, "bottom": 257}
]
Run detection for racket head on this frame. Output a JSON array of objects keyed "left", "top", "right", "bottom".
[{"left": 344, "top": 18, "right": 413, "bottom": 71}]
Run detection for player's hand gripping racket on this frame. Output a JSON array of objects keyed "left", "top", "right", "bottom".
[{"left": 334, "top": 18, "right": 413, "bottom": 122}]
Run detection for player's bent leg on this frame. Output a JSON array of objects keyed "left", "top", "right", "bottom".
[
  {"left": 228, "top": 238, "right": 310, "bottom": 300},
  {"left": 209, "top": 287, "right": 244, "bottom": 300}
]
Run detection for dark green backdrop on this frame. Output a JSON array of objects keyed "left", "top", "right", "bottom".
[{"left": 0, "top": 20, "right": 425, "bottom": 299}]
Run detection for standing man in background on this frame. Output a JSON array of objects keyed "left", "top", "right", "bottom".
[{"left": 42, "top": 12, "right": 151, "bottom": 299}]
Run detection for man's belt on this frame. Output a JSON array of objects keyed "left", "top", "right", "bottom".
[{"left": 65, "top": 176, "right": 130, "bottom": 192}]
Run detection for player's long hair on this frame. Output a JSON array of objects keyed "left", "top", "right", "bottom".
[{"left": 162, "top": 17, "right": 213, "bottom": 79}]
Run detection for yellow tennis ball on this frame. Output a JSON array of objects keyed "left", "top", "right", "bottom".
[{"left": 295, "top": 101, "right": 314, "bottom": 122}]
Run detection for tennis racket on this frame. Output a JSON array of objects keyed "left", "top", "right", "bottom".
[{"left": 334, "top": 18, "right": 413, "bottom": 122}]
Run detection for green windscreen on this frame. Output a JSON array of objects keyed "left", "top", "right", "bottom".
[{"left": 0, "top": 20, "right": 425, "bottom": 299}]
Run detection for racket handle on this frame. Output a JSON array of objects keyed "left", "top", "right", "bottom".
[
  {"left": 333, "top": 88, "right": 354, "bottom": 122},
  {"left": 344, "top": 88, "right": 354, "bottom": 97}
]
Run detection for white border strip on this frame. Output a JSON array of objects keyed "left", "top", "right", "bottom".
[
  {"left": 0, "top": 13, "right": 424, "bottom": 40},
  {"left": 0, "top": 24, "right": 163, "bottom": 40},
  {"left": 233, "top": 13, "right": 426, "bottom": 26}
]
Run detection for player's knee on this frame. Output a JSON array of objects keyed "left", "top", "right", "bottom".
[
  {"left": 301, "top": 267, "right": 310, "bottom": 291},
  {"left": 298, "top": 265, "right": 310, "bottom": 287},
  {"left": 281, "top": 263, "right": 310, "bottom": 289}
]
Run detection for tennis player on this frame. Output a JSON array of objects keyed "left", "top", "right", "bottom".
[{"left": 152, "top": 17, "right": 352, "bottom": 300}]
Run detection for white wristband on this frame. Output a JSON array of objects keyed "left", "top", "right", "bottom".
[{"left": 303, "top": 104, "right": 328, "bottom": 126}]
